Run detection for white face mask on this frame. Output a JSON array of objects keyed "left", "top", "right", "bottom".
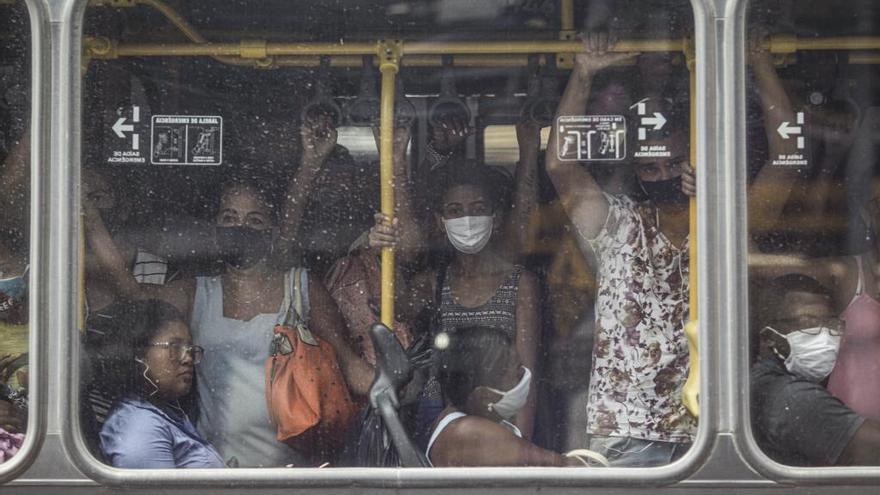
[
  {"left": 765, "top": 326, "right": 841, "bottom": 382},
  {"left": 486, "top": 366, "right": 531, "bottom": 420},
  {"left": 443, "top": 216, "right": 493, "bottom": 254}
]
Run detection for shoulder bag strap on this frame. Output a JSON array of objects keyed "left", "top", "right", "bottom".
[{"left": 293, "top": 267, "right": 318, "bottom": 346}]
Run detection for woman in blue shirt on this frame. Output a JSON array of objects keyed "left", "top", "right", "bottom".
[{"left": 95, "top": 299, "right": 224, "bottom": 468}]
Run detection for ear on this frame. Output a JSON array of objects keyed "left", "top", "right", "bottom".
[
  {"left": 436, "top": 213, "right": 446, "bottom": 233},
  {"left": 466, "top": 386, "right": 504, "bottom": 421}
]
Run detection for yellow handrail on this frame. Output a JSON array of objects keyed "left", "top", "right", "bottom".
[
  {"left": 378, "top": 40, "right": 401, "bottom": 328},
  {"left": 682, "top": 40, "right": 700, "bottom": 418}
]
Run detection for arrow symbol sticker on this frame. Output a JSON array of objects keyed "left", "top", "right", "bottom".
[
  {"left": 641, "top": 112, "right": 667, "bottom": 131},
  {"left": 776, "top": 121, "right": 802, "bottom": 139},
  {"left": 112, "top": 117, "right": 134, "bottom": 138}
]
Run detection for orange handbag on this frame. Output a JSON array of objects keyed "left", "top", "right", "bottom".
[{"left": 265, "top": 268, "right": 357, "bottom": 462}]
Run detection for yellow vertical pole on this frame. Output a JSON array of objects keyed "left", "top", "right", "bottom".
[
  {"left": 560, "top": 0, "right": 575, "bottom": 32},
  {"left": 682, "top": 40, "right": 700, "bottom": 418},
  {"left": 378, "top": 41, "right": 401, "bottom": 328}
]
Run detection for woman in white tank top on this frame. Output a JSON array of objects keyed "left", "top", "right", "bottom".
[{"left": 85, "top": 173, "right": 374, "bottom": 467}]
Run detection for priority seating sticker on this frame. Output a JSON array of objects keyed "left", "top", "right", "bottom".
[
  {"left": 151, "top": 115, "right": 223, "bottom": 165},
  {"left": 556, "top": 115, "right": 626, "bottom": 161}
]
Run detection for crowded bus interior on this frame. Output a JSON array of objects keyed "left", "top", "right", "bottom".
[{"left": 4, "top": 0, "right": 880, "bottom": 487}]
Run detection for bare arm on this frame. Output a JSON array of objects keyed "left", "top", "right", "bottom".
[
  {"left": 0, "top": 131, "right": 29, "bottom": 233},
  {"left": 370, "top": 126, "right": 423, "bottom": 262},
  {"left": 83, "top": 198, "right": 194, "bottom": 316},
  {"left": 276, "top": 115, "right": 336, "bottom": 262},
  {"left": 430, "top": 415, "right": 564, "bottom": 467},
  {"left": 513, "top": 270, "right": 540, "bottom": 440},
  {"left": 747, "top": 37, "right": 802, "bottom": 235},
  {"left": 307, "top": 275, "right": 374, "bottom": 397},
  {"left": 500, "top": 121, "right": 541, "bottom": 262},
  {"left": 545, "top": 34, "right": 637, "bottom": 242},
  {"left": 837, "top": 418, "right": 880, "bottom": 466}
]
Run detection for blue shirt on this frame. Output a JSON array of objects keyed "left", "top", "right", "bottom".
[{"left": 100, "top": 396, "right": 225, "bottom": 469}]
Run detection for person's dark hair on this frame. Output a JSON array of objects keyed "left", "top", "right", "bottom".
[
  {"left": 436, "top": 326, "right": 514, "bottom": 410},
  {"left": 215, "top": 173, "right": 280, "bottom": 224},
  {"left": 757, "top": 273, "right": 833, "bottom": 329},
  {"left": 87, "top": 298, "right": 185, "bottom": 398},
  {"left": 430, "top": 163, "right": 507, "bottom": 216}
]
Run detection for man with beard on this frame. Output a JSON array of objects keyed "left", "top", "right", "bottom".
[{"left": 545, "top": 33, "right": 799, "bottom": 466}]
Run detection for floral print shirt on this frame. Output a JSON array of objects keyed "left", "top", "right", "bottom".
[{"left": 585, "top": 194, "right": 696, "bottom": 443}]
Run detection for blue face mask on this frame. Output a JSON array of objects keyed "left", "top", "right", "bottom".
[{"left": 0, "top": 266, "right": 28, "bottom": 323}]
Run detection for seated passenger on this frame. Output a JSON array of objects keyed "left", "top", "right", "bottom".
[
  {"left": 94, "top": 299, "right": 223, "bottom": 469},
  {"left": 85, "top": 173, "right": 373, "bottom": 467},
  {"left": 428, "top": 326, "right": 572, "bottom": 467},
  {"left": 752, "top": 274, "right": 880, "bottom": 466}
]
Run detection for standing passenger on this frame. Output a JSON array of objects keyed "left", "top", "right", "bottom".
[
  {"left": 545, "top": 33, "right": 800, "bottom": 466},
  {"left": 84, "top": 118, "right": 374, "bottom": 467}
]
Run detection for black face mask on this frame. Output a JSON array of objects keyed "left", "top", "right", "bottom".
[
  {"left": 639, "top": 176, "right": 690, "bottom": 206},
  {"left": 215, "top": 226, "right": 273, "bottom": 269}
]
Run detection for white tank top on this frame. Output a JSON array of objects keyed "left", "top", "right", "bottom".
[
  {"left": 426, "top": 411, "right": 522, "bottom": 466},
  {"left": 190, "top": 270, "right": 307, "bottom": 467}
]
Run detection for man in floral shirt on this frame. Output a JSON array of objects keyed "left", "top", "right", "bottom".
[{"left": 545, "top": 33, "right": 798, "bottom": 466}]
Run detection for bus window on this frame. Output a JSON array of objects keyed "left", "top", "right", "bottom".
[
  {"left": 0, "top": 0, "right": 31, "bottom": 473},
  {"left": 747, "top": 0, "right": 880, "bottom": 468},
  {"left": 482, "top": 125, "right": 550, "bottom": 169},
  {"left": 77, "top": 0, "right": 699, "bottom": 473}
]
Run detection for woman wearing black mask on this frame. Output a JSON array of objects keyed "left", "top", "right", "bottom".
[
  {"left": 85, "top": 175, "right": 373, "bottom": 468},
  {"left": 544, "top": 31, "right": 799, "bottom": 466}
]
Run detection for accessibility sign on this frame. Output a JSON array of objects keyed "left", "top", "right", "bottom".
[
  {"left": 772, "top": 111, "right": 809, "bottom": 167},
  {"left": 107, "top": 105, "right": 147, "bottom": 164},
  {"left": 151, "top": 115, "right": 223, "bottom": 165},
  {"left": 556, "top": 115, "right": 626, "bottom": 161}
]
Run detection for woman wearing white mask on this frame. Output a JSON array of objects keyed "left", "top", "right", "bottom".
[{"left": 370, "top": 164, "right": 541, "bottom": 442}]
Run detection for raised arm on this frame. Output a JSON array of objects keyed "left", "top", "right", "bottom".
[
  {"left": 500, "top": 121, "right": 541, "bottom": 261},
  {"left": 747, "top": 36, "right": 802, "bottom": 236},
  {"left": 83, "top": 196, "right": 193, "bottom": 316},
  {"left": 545, "top": 34, "right": 637, "bottom": 242},
  {"left": 277, "top": 114, "right": 337, "bottom": 262},
  {"left": 370, "top": 126, "right": 423, "bottom": 261}
]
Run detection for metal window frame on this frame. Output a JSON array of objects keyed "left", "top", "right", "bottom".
[
  {"left": 52, "top": 0, "right": 719, "bottom": 487},
  {"left": 729, "top": 0, "right": 880, "bottom": 484},
  {"left": 0, "top": 0, "right": 49, "bottom": 484}
]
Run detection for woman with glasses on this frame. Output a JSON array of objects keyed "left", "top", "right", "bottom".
[{"left": 95, "top": 299, "right": 223, "bottom": 469}]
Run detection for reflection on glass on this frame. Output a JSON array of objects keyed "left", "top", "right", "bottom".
[
  {"left": 79, "top": 0, "right": 696, "bottom": 469},
  {"left": 0, "top": 0, "right": 30, "bottom": 465},
  {"left": 748, "top": 0, "right": 880, "bottom": 467}
]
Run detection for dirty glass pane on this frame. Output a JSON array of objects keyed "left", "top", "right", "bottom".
[
  {"left": 747, "top": 0, "right": 880, "bottom": 468},
  {"left": 80, "top": 0, "right": 695, "bottom": 469},
  {"left": 0, "top": 0, "right": 31, "bottom": 468}
]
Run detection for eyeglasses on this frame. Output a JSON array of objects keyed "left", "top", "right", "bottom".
[
  {"left": 148, "top": 342, "right": 204, "bottom": 364},
  {"left": 764, "top": 316, "right": 844, "bottom": 336}
]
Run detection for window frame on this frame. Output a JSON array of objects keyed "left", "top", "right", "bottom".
[
  {"left": 0, "top": 0, "right": 49, "bottom": 484},
  {"left": 59, "top": 0, "right": 719, "bottom": 486},
  {"left": 731, "top": 0, "right": 880, "bottom": 483}
]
